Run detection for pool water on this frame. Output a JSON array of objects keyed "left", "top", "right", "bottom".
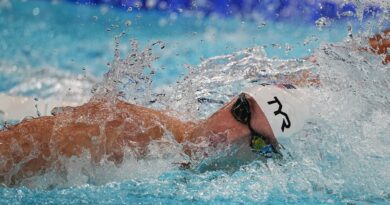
[
  {"left": 0, "top": 0, "right": 389, "bottom": 204},
  {"left": 0, "top": 0, "right": 357, "bottom": 90}
]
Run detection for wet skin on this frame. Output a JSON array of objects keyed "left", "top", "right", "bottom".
[{"left": 368, "top": 28, "right": 390, "bottom": 64}]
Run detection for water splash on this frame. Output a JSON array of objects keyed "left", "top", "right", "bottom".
[
  {"left": 275, "top": 38, "right": 390, "bottom": 202},
  {"left": 145, "top": 34, "right": 389, "bottom": 202},
  {"left": 16, "top": 132, "right": 186, "bottom": 189},
  {"left": 335, "top": 0, "right": 390, "bottom": 30},
  {"left": 159, "top": 46, "right": 314, "bottom": 120},
  {"left": 91, "top": 33, "right": 164, "bottom": 106}
]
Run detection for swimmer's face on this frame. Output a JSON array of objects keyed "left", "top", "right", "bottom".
[
  {"left": 202, "top": 93, "right": 279, "bottom": 158},
  {"left": 244, "top": 94, "right": 278, "bottom": 148}
]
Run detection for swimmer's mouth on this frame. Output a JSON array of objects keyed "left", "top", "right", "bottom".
[{"left": 231, "top": 93, "right": 280, "bottom": 158}]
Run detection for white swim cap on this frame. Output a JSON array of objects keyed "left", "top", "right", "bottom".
[{"left": 244, "top": 84, "right": 310, "bottom": 139}]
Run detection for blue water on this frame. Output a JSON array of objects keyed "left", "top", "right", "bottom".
[
  {"left": 0, "top": 0, "right": 356, "bottom": 88},
  {"left": 1, "top": 0, "right": 389, "bottom": 204}
]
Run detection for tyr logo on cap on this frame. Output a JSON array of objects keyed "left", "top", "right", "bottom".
[{"left": 267, "top": 96, "right": 291, "bottom": 132}]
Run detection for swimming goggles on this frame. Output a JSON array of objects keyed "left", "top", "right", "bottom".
[{"left": 231, "top": 93, "right": 276, "bottom": 158}]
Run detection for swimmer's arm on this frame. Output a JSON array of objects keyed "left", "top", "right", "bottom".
[
  {"left": 305, "top": 29, "right": 390, "bottom": 65},
  {"left": 289, "top": 28, "right": 390, "bottom": 87},
  {"left": 0, "top": 100, "right": 194, "bottom": 184}
]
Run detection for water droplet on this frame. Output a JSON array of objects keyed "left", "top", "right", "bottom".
[
  {"left": 272, "top": 43, "right": 281, "bottom": 49},
  {"left": 159, "top": 1, "right": 167, "bottom": 10},
  {"left": 347, "top": 23, "right": 353, "bottom": 39},
  {"left": 32, "top": 7, "right": 40, "bottom": 16},
  {"left": 51, "top": 107, "right": 63, "bottom": 116},
  {"left": 341, "top": 11, "right": 355, "bottom": 17},
  {"left": 34, "top": 104, "right": 41, "bottom": 117},
  {"left": 0, "top": 110, "right": 4, "bottom": 123},
  {"left": 284, "top": 44, "right": 293, "bottom": 54},
  {"left": 146, "top": 0, "right": 157, "bottom": 9},
  {"left": 100, "top": 5, "right": 109, "bottom": 15},
  {"left": 257, "top": 22, "right": 266, "bottom": 29},
  {"left": 158, "top": 18, "right": 168, "bottom": 27},
  {"left": 125, "top": 20, "right": 132, "bottom": 27},
  {"left": 134, "top": 1, "right": 142, "bottom": 9},
  {"left": 91, "top": 136, "right": 99, "bottom": 145},
  {"left": 315, "top": 17, "right": 331, "bottom": 28}
]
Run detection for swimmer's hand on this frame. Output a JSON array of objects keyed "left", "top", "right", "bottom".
[
  {"left": 368, "top": 28, "right": 390, "bottom": 64},
  {"left": 305, "top": 29, "right": 390, "bottom": 65}
]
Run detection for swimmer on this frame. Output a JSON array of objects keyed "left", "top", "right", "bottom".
[
  {"left": 0, "top": 82, "right": 312, "bottom": 184},
  {"left": 0, "top": 29, "right": 389, "bottom": 185}
]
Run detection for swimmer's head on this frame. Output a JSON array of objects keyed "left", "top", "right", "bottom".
[
  {"left": 204, "top": 84, "right": 309, "bottom": 158},
  {"left": 230, "top": 93, "right": 278, "bottom": 157},
  {"left": 243, "top": 84, "right": 310, "bottom": 149},
  {"left": 228, "top": 84, "right": 310, "bottom": 158}
]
